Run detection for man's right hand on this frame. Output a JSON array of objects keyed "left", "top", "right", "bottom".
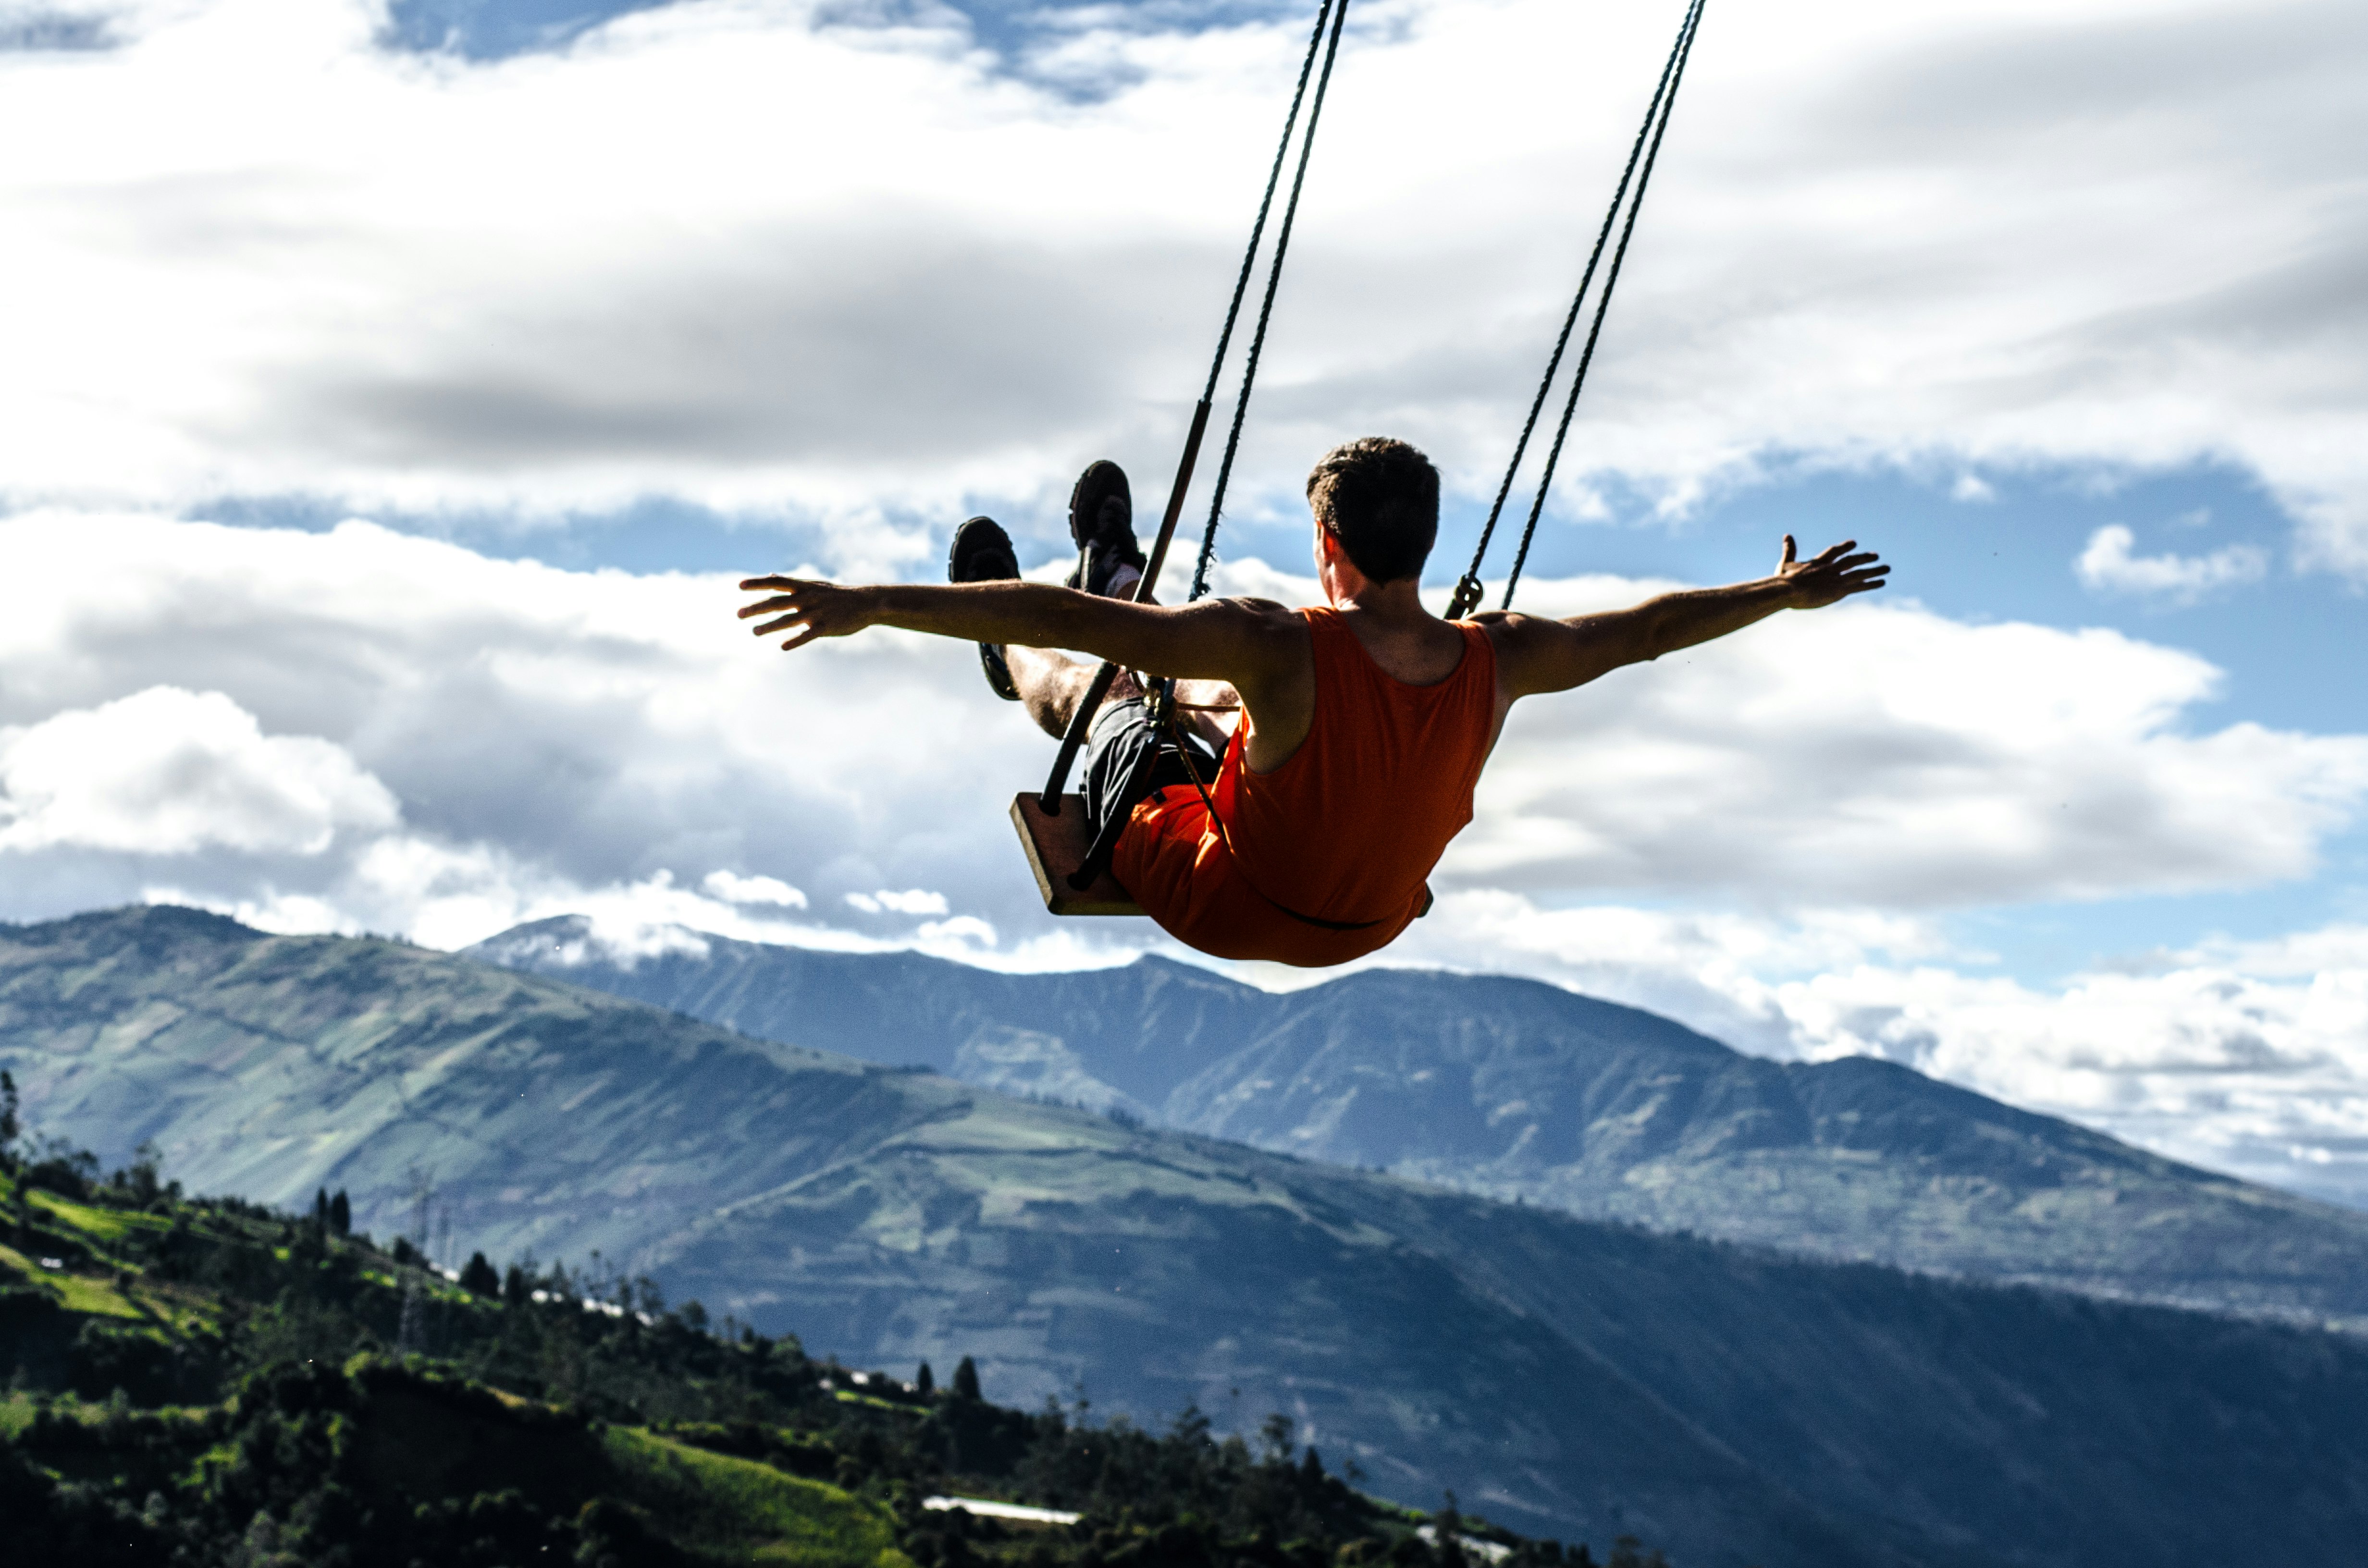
[{"left": 738, "top": 576, "right": 880, "bottom": 651}]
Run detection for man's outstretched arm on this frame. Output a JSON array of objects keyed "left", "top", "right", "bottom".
[
  {"left": 735, "top": 576, "right": 1298, "bottom": 689},
  {"left": 1488, "top": 536, "right": 1888, "bottom": 699}
]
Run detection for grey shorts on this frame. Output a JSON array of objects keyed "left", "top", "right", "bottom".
[{"left": 1080, "top": 698, "right": 1222, "bottom": 842}]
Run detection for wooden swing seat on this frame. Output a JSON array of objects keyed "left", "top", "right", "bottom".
[{"left": 1011, "top": 794, "right": 1144, "bottom": 917}]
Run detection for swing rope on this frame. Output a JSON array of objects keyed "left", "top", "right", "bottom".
[
  {"left": 1135, "top": 0, "right": 1345, "bottom": 606},
  {"left": 1447, "top": 0, "right": 1705, "bottom": 620},
  {"left": 1187, "top": 0, "right": 1351, "bottom": 605},
  {"left": 1206, "top": 1, "right": 1342, "bottom": 413}
]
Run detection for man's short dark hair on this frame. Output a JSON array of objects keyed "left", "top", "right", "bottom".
[{"left": 1306, "top": 437, "right": 1439, "bottom": 584}]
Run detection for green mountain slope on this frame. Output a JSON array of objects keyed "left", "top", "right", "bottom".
[
  {"left": 465, "top": 918, "right": 2368, "bottom": 1326},
  {"left": 10, "top": 906, "right": 2368, "bottom": 1568}
]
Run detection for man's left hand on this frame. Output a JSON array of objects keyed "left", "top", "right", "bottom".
[{"left": 1775, "top": 536, "right": 1889, "bottom": 609}]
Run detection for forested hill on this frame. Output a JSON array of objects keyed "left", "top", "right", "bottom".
[
  {"left": 467, "top": 914, "right": 2368, "bottom": 1328},
  {"left": 4, "top": 1163, "right": 1529, "bottom": 1568},
  {"left": 11, "top": 905, "right": 2368, "bottom": 1568}
]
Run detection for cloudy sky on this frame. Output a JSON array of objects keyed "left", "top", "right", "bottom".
[{"left": 4, "top": 0, "right": 2366, "bottom": 1205}]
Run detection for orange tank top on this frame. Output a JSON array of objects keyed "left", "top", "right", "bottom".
[{"left": 1112, "top": 606, "right": 1498, "bottom": 967}]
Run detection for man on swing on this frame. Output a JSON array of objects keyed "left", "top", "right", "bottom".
[{"left": 739, "top": 439, "right": 1887, "bottom": 967}]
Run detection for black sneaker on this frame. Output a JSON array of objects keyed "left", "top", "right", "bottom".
[
  {"left": 948, "top": 515, "right": 1021, "bottom": 701},
  {"left": 1065, "top": 460, "right": 1146, "bottom": 600}
]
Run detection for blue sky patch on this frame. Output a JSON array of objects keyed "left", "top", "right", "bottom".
[
  {"left": 0, "top": 11, "right": 112, "bottom": 49},
  {"left": 380, "top": 0, "right": 1300, "bottom": 65}
]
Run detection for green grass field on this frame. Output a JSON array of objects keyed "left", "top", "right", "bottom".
[
  {"left": 0, "top": 1240, "right": 50, "bottom": 1280},
  {"left": 0, "top": 1392, "right": 41, "bottom": 1439},
  {"left": 0, "top": 1242, "right": 146, "bottom": 1320},
  {"left": 605, "top": 1426, "right": 913, "bottom": 1568},
  {"left": 27, "top": 1188, "right": 170, "bottom": 1244},
  {"left": 832, "top": 1388, "right": 924, "bottom": 1415},
  {"left": 131, "top": 1278, "right": 221, "bottom": 1336},
  {"left": 0, "top": 1393, "right": 197, "bottom": 1439},
  {"left": 48, "top": 1272, "right": 147, "bottom": 1320}
]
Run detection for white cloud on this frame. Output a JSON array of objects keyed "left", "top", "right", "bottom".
[
  {"left": 703, "top": 869, "right": 808, "bottom": 907},
  {"left": 0, "top": 0, "right": 2364, "bottom": 573},
  {"left": 865, "top": 888, "right": 953, "bottom": 917},
  {"left": 1374, "top": 889, "right": 1949, "bottom": 1056},
  {"left": 2075, "top": 523, "right": 2269, "bottom": 603},
  {"left": 2195, "top": 921, "right": 2368, "bottom": 978},
  {"left": 917, "top": 913, "right": 997, "bottom": 947},
  {"left": 0, "top": 686, "right": 397, "bottom": 855}
]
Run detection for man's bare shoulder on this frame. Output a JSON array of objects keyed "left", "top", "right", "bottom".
[
  {"left": 1174, "top": 596, "right": 1308, "bottom": 696},
  {"left": 1199, "top": 596, "right": 1306, "bottom": 635},
  {"left": 1468, "top": 608, "right": 1618, "bottom": 699},
  {"left": 1468, "top": 608, "right": 1562, "bottom": 650}
]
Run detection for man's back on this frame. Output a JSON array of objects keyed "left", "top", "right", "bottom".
[
  {"left": 1222, "top": 588, "right": 1495, "bottom": 772},
  {"left": 1114, "top": 607, "right": 1498, "bottom": 967}
]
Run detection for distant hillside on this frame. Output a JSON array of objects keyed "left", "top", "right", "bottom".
[
  {"left": 466, "top": 916, "right": 2368, "bottom": 1329},
  {"left": 12, "top": 906, "right": 2368, "bottom": 1568}
]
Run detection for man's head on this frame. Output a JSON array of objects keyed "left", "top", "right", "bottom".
[{"left": 1306, "top": 437, "right": 1439, "bottom": 586}]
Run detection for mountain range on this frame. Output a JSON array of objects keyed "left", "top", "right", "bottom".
[
  {"left": 467, "top": 915, "right": 2368, "bottom": 1329},
  {"left": 8, "top": 904, "right": 2368, "bottom": 1568}
]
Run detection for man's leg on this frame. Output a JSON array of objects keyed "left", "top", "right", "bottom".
[
  {"left": 1002, "top": 647, "right": 1235, "bottom": 751},
  {"left": 950, "top": 500, "right": 1215, "bottom": 746},
  {"left": 1004, "top": 646, "right": 1141, "bottom": 741},
  {"left": 1168, "top": 678, "right": 1241, "bottom": 754}
]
